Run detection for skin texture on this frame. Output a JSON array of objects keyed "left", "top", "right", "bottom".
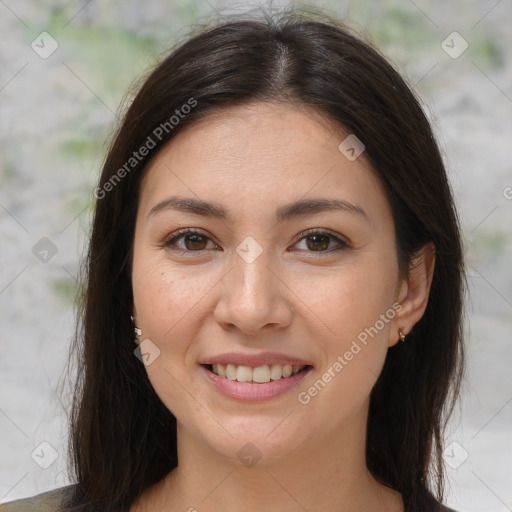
[{"left": 129, "top": 101, "right": 435, "bottom": 512}]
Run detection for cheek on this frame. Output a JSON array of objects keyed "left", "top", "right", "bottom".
[
  {"left": 292, "top": 257, "right": 397, "bottom": 412},
  {"left": 131, "top": 262, "right": 205, "bottom": 412},
  {"left": 132, "top": 254, "right": 224, "bottom": 377},
  {"left": 133, "top": 264, "right": 199, "bottom": 341},
  {"left": 295, "top": 325, "right": 391, "bottom": 431},
  {"left": 292, "top": 254, "right": 398, "bottom": 341}
]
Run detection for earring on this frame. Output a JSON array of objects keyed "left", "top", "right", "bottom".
[
  {"left": 398, "top": 330, "right": 406, "bottom": 343},
  {"left": 130, "top": 315, "right": 142, "bottom": 340}
]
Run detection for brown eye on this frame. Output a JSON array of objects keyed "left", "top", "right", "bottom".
[
  {"left": 162, "top": 229, "right": 217, "bottom": 252},
  {"left": 294, "top": 229, "right": 349, "bottom": 253},
  {"left": 182, "top": 233, "right": 208, "bottom": 250},
  {"left": 305, "top": 234, "right": 330, "bottom": 251}
]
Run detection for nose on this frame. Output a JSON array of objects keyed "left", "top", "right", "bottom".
[{"left": 214, "top": 249, "right": 294, "bottom": 335}]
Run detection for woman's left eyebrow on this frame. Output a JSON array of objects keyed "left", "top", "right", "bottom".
[
  {"left": 147, "top": 195, "right": 369, "bottom": 223},
  {"left": 275, "top": 197, "right": 369, "bottom": 223}
]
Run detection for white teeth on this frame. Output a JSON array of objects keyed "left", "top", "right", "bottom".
[
  {"left": 217, "top": 363, "right": 226, "bottom": 378},
  {"left": 225, "top": 364, "right": 237, "bottom": 380},
  {"left": 209, "top": 363, "right": 308, "bottom": 383},
  {"left": 270, "top": 363, "right": 283, "bottom": 380},
  {"left": 252, "top": 365, "right": 271, "bottom": 383},
  {"left": 292, "top": 365, "right": 301, "bottom": 375},
  {"left": 236, "top": 365, "right": 253, "bottom": 382}
]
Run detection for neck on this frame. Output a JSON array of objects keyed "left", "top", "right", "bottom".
[{"left": 141, "top": 402, "right": 403, "bottom": 512}]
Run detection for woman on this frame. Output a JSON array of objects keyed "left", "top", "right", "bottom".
[{"left": 1, "top": 5, "right": 465, "bottom": 512}]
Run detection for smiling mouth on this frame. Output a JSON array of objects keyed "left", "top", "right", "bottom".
[{"left": 201, "top": 363, "right": 314, "bottom": 384}]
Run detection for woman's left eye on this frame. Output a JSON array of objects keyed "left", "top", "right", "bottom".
[
  {"left": 161, "top": 229, "right": 348, "bottom": 254},
  {"left": 293, "top": 230, "right": 348, "bottom": 253}
]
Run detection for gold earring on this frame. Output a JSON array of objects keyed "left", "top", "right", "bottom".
[{"left": 398, "top": 330, "right": 406, "bottom": 342}]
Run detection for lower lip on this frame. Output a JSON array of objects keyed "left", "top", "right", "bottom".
[{"left": 199, "top": 365, "right": 313, "bottom": 402}]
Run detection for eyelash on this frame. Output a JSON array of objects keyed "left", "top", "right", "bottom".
[{"left": 160, "top": 228, "right": 349, "bottom": 255}]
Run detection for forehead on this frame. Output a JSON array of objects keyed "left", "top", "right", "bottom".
[
  {"left": 137, "top": 101, "right": 390, "bottom": 224},
  {"left": 143, "top": 101, "right": 345, "bottom": 174}
]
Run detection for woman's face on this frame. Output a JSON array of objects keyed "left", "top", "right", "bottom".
[{"left": 131, "top": 101, "right": 413, "bottom": 464}]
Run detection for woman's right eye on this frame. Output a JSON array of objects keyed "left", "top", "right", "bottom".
[{"left": 162, "top": 229, "right": 218, "bottom": 252}]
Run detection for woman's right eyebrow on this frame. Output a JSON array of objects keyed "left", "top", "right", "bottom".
[
  {"left": 148, "top": 196, "right": 228, "bottom": 220},
  {"left": 147, "top": 195, "right": 369, "bottom": 224}
]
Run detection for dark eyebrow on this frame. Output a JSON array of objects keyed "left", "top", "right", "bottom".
[
  {"left": 275, "top": 198, "right": 368, "bottom": 223},
  {"left": 148, "top": 196, "right": 228, "bottom": 220},
  {"left": 147, "top": 195, "right": 369, "bottom": 223}
]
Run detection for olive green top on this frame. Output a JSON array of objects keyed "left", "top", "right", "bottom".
[{"left": 0, "top": 485, "right": 76, "bottom": 512}]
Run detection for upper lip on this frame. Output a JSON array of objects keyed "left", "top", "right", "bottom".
[{"left": 200, "top": 351, "right": 314, "bottom": 368}]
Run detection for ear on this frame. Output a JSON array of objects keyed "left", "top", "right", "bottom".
[{"left": 389, "top": 242, "right": 436, "bottom": 347}]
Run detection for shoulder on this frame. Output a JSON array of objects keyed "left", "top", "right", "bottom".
[{"left": 0, "top": 484, "right": 77, "bottom": 512}]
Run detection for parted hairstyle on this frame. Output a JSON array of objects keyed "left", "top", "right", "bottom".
[{"left": 63, "top": 5, "right": 465, "bottom": 512}]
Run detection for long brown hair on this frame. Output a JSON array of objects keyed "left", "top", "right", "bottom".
[{"left": 64, "top": 5, "right": 465, "bottom": 511}]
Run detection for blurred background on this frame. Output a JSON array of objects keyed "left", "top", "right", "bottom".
[{"left": 0, "top": 1, "right": 511, "bottom": 511}]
